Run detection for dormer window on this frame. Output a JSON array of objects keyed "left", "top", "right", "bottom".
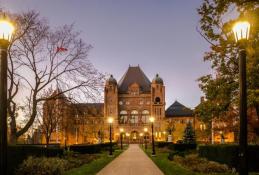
[{"left": 128, "top": 83, "right": 140, "bottom": 95}]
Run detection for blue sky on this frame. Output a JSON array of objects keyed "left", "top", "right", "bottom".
[{"left": 1, "top": 0, "right": 211, "bottom": 108}]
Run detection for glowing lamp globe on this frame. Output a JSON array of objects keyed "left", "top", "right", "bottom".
[
  {"left": 108, "top": 117, "right": 113, "bottom": 124},
  {"left": 144, "top": 128, "right": 148, "bottom": 132},
  {"left": 232, "top": 21, "right": 250, "bottom": 42},
  {"left": 149, "top": 117, "right": 155, "bottom": 123},
  {"left": 119, "top": 128, "right": 124, "bottom": 133},
  {"left": 0, "top": 20, "right": 14, "bottom": 41}
]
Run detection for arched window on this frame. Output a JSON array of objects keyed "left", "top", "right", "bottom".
[
  {"left": 131, "top": 110, "right": 138, "bottom": 114},
  {"left": 120, "top": 110, "right": 127, "bottom": 115},
  {"left": 119, "top": 110, "right": 128, "bottom": 124},
  {"left": 130, "top": 110, "right": 138, "bottom": 124},
  {"left": 142, "top": 110, "right": 149, "bottom": 124},
  {"left": 142, "top": 110, "right": 149, "bottom": 115}
]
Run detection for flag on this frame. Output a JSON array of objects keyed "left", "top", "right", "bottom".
[{"left": 56, "top": 47, "right": 68, "bottom": 52}]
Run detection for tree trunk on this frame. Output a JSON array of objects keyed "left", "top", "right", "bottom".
[
  {"left": 9, "top": 130, "right": 17, "bottom": 145},
  {"left": 46, "top": 135, "right": 50, "bottom": 148}
]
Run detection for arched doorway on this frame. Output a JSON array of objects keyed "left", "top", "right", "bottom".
[{"left": 130, "top": 131, "right": 139, "bottom": 143}]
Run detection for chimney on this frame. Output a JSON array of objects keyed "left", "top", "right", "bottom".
[{"left": 200, "top": 96, "right": 205, "bottom": 103}]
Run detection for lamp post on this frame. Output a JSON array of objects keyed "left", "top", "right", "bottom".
[
  {"left": 0, "top": 18, "right": 14, "bottom": 175},
  {"left": 126, "top": 133, "right": 130, "bottom": 145},
  {"left": 163, "top": 131, "right": 166, "bottom": 141},
  {"left": 232, "top": 21, "right": 250, "bottom": 175},
  {"left": 149, "top": 117, "right": 156, "bottom": 156},
  {"left": 108, "top": 117, "right": 113, "bottom": 156},
  {"left": 119, "top": 128, "right": 124, "bottom": 150},
  {"left": 144, "top": 127, "right": 148, "bottom": 150},
  {"left": 139, "top": 133, "right": 143, "bottom": 146}
]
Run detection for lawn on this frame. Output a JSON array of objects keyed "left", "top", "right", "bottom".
[
  {"left": 64, "top": 149, "right": 124, "bottom": 175},
  {"left": 143, "top": 146, "right": 259, "bottom": 175}
]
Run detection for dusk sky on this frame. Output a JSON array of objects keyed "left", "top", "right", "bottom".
[{"left": 0, "top": 0, "right": 211, "bottom": 108}]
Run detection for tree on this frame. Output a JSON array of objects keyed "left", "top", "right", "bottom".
[
  {"left": 37, "top": 88, "right": 63, "bottom": 147},
  {"left": 183, "top": 122, "right": 196, "bottom": 144},
  {"left": 196, "top": 0, "right": 259, "bottom": 142},
  {"left": 4, "top": 10, "right": 104, "bottom": 144}
]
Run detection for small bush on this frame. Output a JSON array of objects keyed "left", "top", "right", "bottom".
[
  {"left": 63, "top": 150, "right": 97, "bottom": 169},
  {"left": 16, "top": 156, "right": 68, "bottom": 175},
  {"left": 8, "top": 145, "right": 63, "bottom": 174},
  {"left": 174, "top": 154, "right": 231, "bottom": 174},
  {"left": 168, "top": 151, "right": 185, "bottom": 161}
]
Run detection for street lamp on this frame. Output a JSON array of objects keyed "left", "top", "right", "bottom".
[
  {"left": 139, "top": 133, "right": 143, "bottom": 146},
  {"left": 119, "top": 128, "right": 124, "bottom": 150},
  {"left": 163, "top": 131, "right": 166, "bottom": 141},
  {"left": 149, "top": 117, "right": 156, "bottom": 156},
  {"left": 0, "top": 17, "right": 14, "bottom": 175},
  {"left": 108, "top": 117, "right": 113, "bottom": 156},
  {"left": 126, "top": 132, "right": 130, "bottom": 145},
  {"left": 144, "top": 127, "right": 148, "bottom": 150},
  {"left": 232, "top": 21, "right": 250, "bottom": 175}
]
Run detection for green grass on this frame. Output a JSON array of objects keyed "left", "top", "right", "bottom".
[
  {"left": 143, "top": 146, "right": 259, "bottom": 175},
  {"left": 64, "top": 149, "right": 124, "bottom": 175}
]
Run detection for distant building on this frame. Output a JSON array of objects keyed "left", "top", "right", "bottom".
[{"left": 165, "top": 101, "right": 195, "bottom": 142}]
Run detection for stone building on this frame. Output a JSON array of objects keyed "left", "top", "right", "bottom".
[
  {"left": 104, "top": 66, "right": 166, "bottom": 143},
  {"left": 165, "top": 101, "right": 195, "bottom": 142},
  {"left": 42, "top": 66, "right": 166, "bottom": 145}
]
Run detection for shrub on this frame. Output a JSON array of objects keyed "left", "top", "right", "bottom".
[
  {"left": 168, "top": 151, "right": 185, "bottom": 161},
  {"left": 168, "top": 143, "right": 197, "bottom": 152},
  {"left": 8, "top": 145, "right": 63, "bottom": 175},
  {"left": 16, "top": 156, "right": 68, "bottom": 175},
  {"left": 174, "top": 154, "right": 231, "bottom": 174},
  {"left": 69, "top": 142, "right": 117, "bottom": 154},
  {"left": 155, "top": 141, "right": 172, "bottom": 148},
  {"left": 198, "top": 144, "right": 259, "bottom": 172},
  {"left": 62, "top": 150, "right": 97, "bottom": 169}
]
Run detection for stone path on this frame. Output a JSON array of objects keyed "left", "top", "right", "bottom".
[{"left": 97, "top": 144, "right": 164, "bottom": 175}]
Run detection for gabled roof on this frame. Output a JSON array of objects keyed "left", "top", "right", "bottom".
[
  {"left": 118, "top": 66, "right": 151, "bottom": 93},
  {"left": 73, "top": 103, "right": 104, "bottom": 117},
  {"left": 166, "top": 101, "right": 193, "bottom": 118}
]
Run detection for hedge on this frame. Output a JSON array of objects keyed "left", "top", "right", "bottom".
[
  {"left": 69, "top": 142, "right": 117, "bottom": 154},
  {"left": 168, "top": 143, "right": 197, "bottom": 152},
  {"left": 155, "top": 141, "right": 173, "bottom": 148},
  {"left": 8, "top": 145, "right": 63, "bottom": 175},
  {"left": 198, "top": 144, "right": 259, "bottom": 172}
]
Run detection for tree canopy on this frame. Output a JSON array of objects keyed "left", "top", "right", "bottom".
[{"left": 196, "top": 0, "right": 259, "bottom": 141}]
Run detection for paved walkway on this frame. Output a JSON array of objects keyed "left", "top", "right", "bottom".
[{"left": 97, "top": 144, "right": 164, "bottom": 175}]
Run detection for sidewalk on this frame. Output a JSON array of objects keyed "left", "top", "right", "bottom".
[{"left": 97, "top": 144, "right": 164, "bottom": 175}]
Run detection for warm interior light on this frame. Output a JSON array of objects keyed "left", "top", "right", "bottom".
[
  {"left": 139, "top": 133, "right": 143, "bottom": 137},
  {"left": 0, "top": 20, "right": 15, "bottom": 41},
  {"left": 120, "top": 128, "right": 124, "bottom": 132},
  {"left": 144, "top": 128, "right": 148, "bottom": 132},
  {"left": 149, "top": 117, "right": 155, "bottom": 123},
  {"left": 232, "top": 21, "right": 250, "bottom": 42},
  {"left": 108, "top": 117, "right": 113, "bottom": 124}
]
